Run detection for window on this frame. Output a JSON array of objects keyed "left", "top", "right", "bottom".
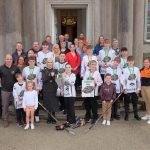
[{"left": 145, "top": 0, "right": 150, "bottom": 42}]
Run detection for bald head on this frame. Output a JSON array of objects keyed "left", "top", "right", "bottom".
[{"left": 5, "top": 54, "right": 13, "bottom": 67}]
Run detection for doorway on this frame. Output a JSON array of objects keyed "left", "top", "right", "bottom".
[{"left": 54, "top": 9, "right": 86, "bottom": 42}]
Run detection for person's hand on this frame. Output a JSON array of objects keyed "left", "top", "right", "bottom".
[
  {"left": 136, "top": 89, "right": 140, "bottom": 94},
  {"left": 94, "top": 80, "right": 97, "bottom": 85},
  {"left": 51, "top": 72, "right": 55, "bottom": 77},
  {"left": 24, "top": 108, "right": 26, "bottom": 112},
  {"left": 124, "top": 89, "right": 127, "bottom": 94},
  {"left": 103, "top": 101, "right": 106, "bottom": 104},
  {"left": 110, "top": 100, "right": 113, "bottom": 103}
]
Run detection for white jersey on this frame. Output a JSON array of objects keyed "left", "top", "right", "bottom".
[
  {"left": 22, "top": 66, "right": 42, "bottom": 91},
  {"left": 62, "top": 73, "right": 76, "bottom": 97},
  {"left": 54, "top": 61, "right": 67, "bottom": 74},
  {"left": 83, "top": 70, "right": 103, "bottom": 96},
  {"left": 13, "top": 81, "right": 26, "bottom": 109},
  {"left": 37, "top": 50, "right": 53, "bottom": 70},
  {"left": 81, "top": 55, "right": 99, "bottom": 77},
  {"left": 23, "top": 90, "right": 38, "bottom": 109},
  {"left": 106, "top": 67, "right": 123, "bottom": 93},
  {"left": 122, "top": 66, "right": 141, "bottom": 93},
  {"left": 120, "top": 57, "right": 128, "bottom": 70},
  {"left": 97, "top": 48, "right": 116, "bottom": 74}
]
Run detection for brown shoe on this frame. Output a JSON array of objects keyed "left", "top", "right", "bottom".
[{"left": 3, "top": 120, "right": 9, "bottom": 128}]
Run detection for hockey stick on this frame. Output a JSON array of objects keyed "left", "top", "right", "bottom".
[
  {"left": 38, "top": 101, "right": 75, "bottom": 135},
  {"left": 85, "top": 92, "right": 123, "bottom": 132}
]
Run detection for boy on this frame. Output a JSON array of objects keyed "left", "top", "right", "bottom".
[
  {"left": 120, "top": 47, "right": 128, "bottom": 70},
  {"left": 13, "top": 73, "right": 26, "bottom": 127},
  {"left": 123, "top": 56, "right": 141, "bottom": 121},
  {"left": 98, "top": 39, "right": 116, "bottom": 81},
  {"left": 100, "top": 73, "right": 116, "bottom": 125},
  {"left": 106, "top": 57, "right": 123, "bottom": 120},
  {"left": 54, "top": 52, "right": 67, "bottom": 112},
  {"left": 83, "top": 60, "right": 103, "bottom": 124}
]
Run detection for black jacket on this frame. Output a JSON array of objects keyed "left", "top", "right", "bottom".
[{"left": 0, "top": 65, "right": 21, "bottom": 92}]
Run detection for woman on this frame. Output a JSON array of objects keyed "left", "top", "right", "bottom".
[
  {"left": 60, "top": 41, "right": 70, "bottom": 54},
  {"left": 65, "top": 44, "right": 81, "bottom": 87},
  {"left": 74, "top": 38, "right": 79, "bottom": 49},
  {"left": 25, "top": 49, "right": 36, "bottom": 65},
  {"left": 141, "top": 57, "right": 150, "bottom": 124},
  {"left": 42, "top": 58, "right": 59, "bottom": 124},
  {"left": 52, "top": 44, "right": 60, "bottom": 62},
  {"left": 93, "top": 35, "right": 105, "bottom": 55},
  {"left": 16, "top": 56, "right": 26, "bottom": 72}
]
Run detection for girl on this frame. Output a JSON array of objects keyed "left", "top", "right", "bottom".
[
  {"left": 42, "top": 58, "right": 59, "bottom": 124},
  {"left": 16, "top": 56, "right": 26, "bottom": 72},
  {"left": 140, "top": 57, "right": 150, "bottom": 124},
  {"left": 61, "top": 63, "right": 76, "bottom": 124},
  {"left": 83, "top": 60, "right": 103, "bottom": 124},
  {"left": 100, "top": 74, "right": 116, "bottom": 126},
  {"left": 23, "top": 81, "right": 38, "bottom": 130}
]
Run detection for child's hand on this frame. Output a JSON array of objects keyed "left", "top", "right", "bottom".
[
  {"left": 24, "top": 108, "right": 26, "bottom": 111},
  {"left": 124, "top": 89, "right": 127, "bottom": 94},
  {"left": 110, "top": 100, "right": 113, "bottom": 103},
  {"left": 103, "top": 101, "right": 106, "bottom": 103}
]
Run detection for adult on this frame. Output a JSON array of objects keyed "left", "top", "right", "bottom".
[
  {"left": 16, "top": 56, "right": 26, "bottom": 72},
  {"left": 60, "top": 41, "right": 70, "bottom": 54},
  {"left": 64, "top": 33, "right": 72, "bottom": 49},
  {"left": 12, "top": 42, "right": 25, "bottom": 64},
  {"left": 141, "top": 57, "right": 150, "bottom": 124},
  {"left": 93, "top": 35, "right": 104, "bottom": 55},
  {"left": 112, "top": 39, "right": 120, "bottom": 57},
  {"left": 52, "top": 44, "right": 60, "bottom": 62},
  {"left": 0, "top": 54, "right": 20, "bottom": 127},
  {"left": 31, "top": 41, "right": 41, "bottom": 55},
  {"left": 42, "top": 59, "right": 59, "bottom": 124},
  {"left": 79, "top": 33, "right": 87, "bottom": 45},
  {"left": 65, "top": 44, "right": 81, "bottom": 87},
  {"left": 45, "top": 35, "right": 53, "bottom": 51},
  {"left": 58, "top": 35, "right": 65, "bottom": 48},
  {"left": 37, "top": 40, "right": 53, "bottom": 70},
  {"left": 74, "top": 38, "right": 79, "bottom": 49}
]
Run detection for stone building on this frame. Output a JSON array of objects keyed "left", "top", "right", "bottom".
[{"left": 0, "top": 0, "right": 149, "bottom": 67}]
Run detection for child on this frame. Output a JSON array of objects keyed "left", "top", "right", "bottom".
[
  {"left": 98, "top": 39, "right": 116, "bottom": 81},
  {"left": 83, "top": 60, "right": 103, "bottom": 124},
  {"left": 61, "top": 63, "right": 76, "bottom": 124},
  {"left": 122, "top": 56, "right": 141, "bottom": 121},
  {"left": 54, "top": 52, "right": 67, "bottom": 112},
  {"left": 120, "top": 47, "right": 128, "bottom": 70},
  {"left": 13, "top": 73, "right": 26, "bottom": 127},
  {"left": 23, "top": 81, "right": 38, "bottom": 130},
  {"left": 100, "top": 73, "right": 116, "bottom": 125},
  {"left": 106, "top": 57, "right": 123, "bottom": 120},
  {"left": 81, "top": 45, "right": 99, "bottom": 77}
]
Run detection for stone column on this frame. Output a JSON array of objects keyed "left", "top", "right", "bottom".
[
  {"left": 4, "top": 0, "right": 23, "bottom": 54},
  {"left": 118, "top": 0, "right": 134, "bottom": 55},
  {"left": 133, "top": 0, "right": 144, "bottom": 68}
]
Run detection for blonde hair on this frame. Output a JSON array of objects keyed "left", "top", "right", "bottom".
[
  {"left": 26, "top": 81, "right": 36, "bottom": 91},
  {"left": 52, "top": 44, "right": 60, "bottom": 55}
]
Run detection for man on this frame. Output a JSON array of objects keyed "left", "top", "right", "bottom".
[
  {"left": 12, "top": 42, "right": 25, "bottom": 64},
  {"left": 64, "top": 33, "right": 72, "bottom": 49},
  {"left": 31, "top": 41, "right": 41, "bottom": 55},
  {"left": 58, "top": 35, "right": 65, "bottom": 48},
  {"left": 45, "top": 35, "right": 53, "bottom": 51},
  {"left": 0, "top": 54, "right": 20, "bottom": 127}
]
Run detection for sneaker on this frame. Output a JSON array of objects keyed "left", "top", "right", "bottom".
[
  {"left": 134, "top": 115, "right": 141, "bottom": 121},
  {"left": 17, "top": 122, "right": 23, "bottom": 127},
  {"left": 141, "top": 115, "right": 150, "bottom": 120},
  {"left": 147, "top": 120, "right": 150, "bottom": 124},
  {"left": 102, "top": 120, "right": 107, "bottom": 125},
  {"left": 35, "top": 116, "right": 40, "bottom": 123},
  {"left": 24, "top": 124, "right": 30, "bottom": 130},
  {"left": 106, "top": 120, "right": 110, "bottom": 126},
  {"left": 31, "top": 124, "right": 35, "bottom": 130},
  {"left": 3, "top": 120, "right": 9, "bottom": 128}
]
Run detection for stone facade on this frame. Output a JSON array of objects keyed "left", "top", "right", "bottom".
[{"left": 0, "top": 0, "right": 149, "bottom": 67}]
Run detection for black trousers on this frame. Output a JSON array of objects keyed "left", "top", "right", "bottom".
[
  {"left": 47, "top": 111, "right": 55, "bottom": 122},
  {"left": 84, "top": 97, "right": 98, "bottom": 120},
  {"left": 16, "top": 108, "right": 26, "bottom": 123},
  {"left": 59, "top": 96, "right": 65, "bottom": 111},
  {"left": 111, "top": 93, "right": 120, "bottom": 118},
  {"left": 0, "top": 88, "right": 2, "bottom": 117},
  {"left": 64, "top": 97, "right": 76, "bottom": 124},
  {"left": 124, "top": 92, "right": 138, "bottom": 116}
]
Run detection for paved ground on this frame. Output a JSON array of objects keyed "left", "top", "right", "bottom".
[{"left": 0, "top": 111, "right": 150, "bottom": 150}]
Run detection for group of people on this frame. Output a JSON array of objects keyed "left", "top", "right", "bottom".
[{"left": 0, "top": 33, "right": 150, "bottom": 130}]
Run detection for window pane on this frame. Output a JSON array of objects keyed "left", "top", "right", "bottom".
[
  {"left": 147, "top": 33, "right": 150, "bottom": 39},
  {"left": 148, "top": 2, "right": 150, "bottom": 9}
]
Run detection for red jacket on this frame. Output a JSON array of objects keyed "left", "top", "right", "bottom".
[{"left": 65, "top": 52, "right": 81, "bottom": 75}]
